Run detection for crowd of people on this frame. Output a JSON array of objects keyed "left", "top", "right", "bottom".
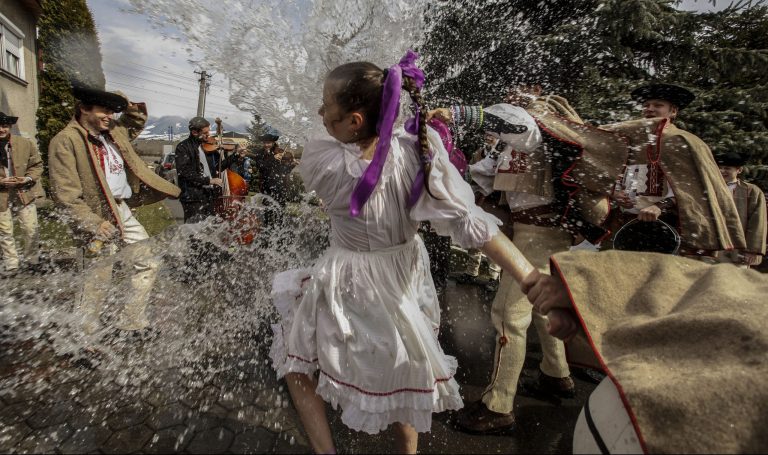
[
  {"left": 0, "top": 48, "right": 766, "bottom": 454},
  {"left": 266, "top": 52, "right": 767, "bottom": 455}
]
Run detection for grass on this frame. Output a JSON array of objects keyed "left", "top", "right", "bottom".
[{"left": 10, "top": 201, "right": 178, "bottom": 252}]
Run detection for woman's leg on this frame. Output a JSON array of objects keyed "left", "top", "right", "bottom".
[
  {"left": 285, "top": 372, "right": 335, "bottom": 454},
  {"left": 392, "top": 422, "right": 418, "bottom": 454}
]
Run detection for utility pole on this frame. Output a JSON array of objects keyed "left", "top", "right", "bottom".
[{"left": 194, "top": 70, "right": 212, "bottom": 117}]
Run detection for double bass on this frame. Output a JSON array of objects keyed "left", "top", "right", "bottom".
[{"left": 211, "top": 118, "right": 259, "bottom": 244}]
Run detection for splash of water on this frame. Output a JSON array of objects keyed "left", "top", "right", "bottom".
[
  {"left": 0, "top": 197, "right": 328, "bottom": 407},
  {"left": 126, "top": 0, "right": 429, "bottom": 140}
]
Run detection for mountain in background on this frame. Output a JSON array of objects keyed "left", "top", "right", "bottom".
[{"left": 139, "top": 115, "right": 249, "bottom": 139}]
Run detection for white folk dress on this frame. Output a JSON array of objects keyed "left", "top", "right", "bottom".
[{"left": 269, "top": 127, "right": 501, "bottom": 434}]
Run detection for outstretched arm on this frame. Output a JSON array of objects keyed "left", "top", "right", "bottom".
[{"left": 479, "top": 232, "right": 534, "bottom": 285}]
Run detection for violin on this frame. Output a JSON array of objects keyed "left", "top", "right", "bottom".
[{"left": 201, "top": 135, "right": 219, "bottom": 154}]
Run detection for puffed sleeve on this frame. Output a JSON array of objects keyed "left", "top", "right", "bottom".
[
  {"left": 409, "top": 128, "right": 502, "bottom": 249},
  {"left": 297, "top": 134, "right": 347, "bottom": 204}
]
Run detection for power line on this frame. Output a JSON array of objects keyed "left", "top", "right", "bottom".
[
  {"left": 104, "top": 75, "right": 236, "bottom": 111},
  {"left": 105, "top": 78, "right": 246, "bottom": 112},
  {"left": 105, "top": 80, "right": 248, "bottom": 116},
  {"left": 102, "top": 58, "right": 198, "bottom": 82},
  {"left": 102, "top": 59, "right": 229, "bottom": 89}
]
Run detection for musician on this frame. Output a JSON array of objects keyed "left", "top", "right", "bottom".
[
  {"left": 252, "top": 129, "right": 298, "bottom": 225},
  {"left": 228, "top": 144, "right": 252, "bottom": 186},
  {"left": 175, "top": 117, "right": 223, "bottom": 222}
]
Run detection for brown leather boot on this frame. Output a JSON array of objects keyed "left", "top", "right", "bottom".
[
  {"left": 455, "top": 400, "right": 516, "bottom": 434},
  {"left": 538, "top": 372, "right": 576, "bottom": 398}
]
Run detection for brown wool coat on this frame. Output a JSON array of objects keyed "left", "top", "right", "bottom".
[
  {"left": 493, "top": 96, "right": 629, "bottom": 229},
  {"left": 0, "top": 135, "right": 44, "bottom": 211},
  {"left": 48, "top": 103, "right": 180, "bottom": 244},
  {"left": 602, "top": 119, "right": 746, "bottom": 252},
  {"left": 732, "top": 180, "right": 766, "bottom": 256},
  {"left": 551, "top": 250, "right": 768, "bottom": 454}
]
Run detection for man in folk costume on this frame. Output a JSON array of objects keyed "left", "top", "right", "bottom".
[
  {"left": 0, "top": 111, "right": 44, "bottom": 275},
  {"left": 522, "top": 250, "right": 768, "bottom": 454},
  {"left": 449, "top": 93, "right": 628, "bottom": 433},
  {"left": 174, "top": 117, "right": 223, "bottom": 223},
  {"left": 714, "top": 152, "right": 766, "bottom": 267},
  {"left": 601, "top": 83, "right": 746, "bottom": 257},
  {"left": 48, "top": 84, "right": 180, "bottom": 333}
]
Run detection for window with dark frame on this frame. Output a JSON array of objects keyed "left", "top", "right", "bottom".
[{"left": 0, "top": 13, "right": 26, "bottom": 82}]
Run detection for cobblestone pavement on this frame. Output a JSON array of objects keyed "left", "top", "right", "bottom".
[{"left": 0, "top": 274, "right": 597, "bottom": 454}]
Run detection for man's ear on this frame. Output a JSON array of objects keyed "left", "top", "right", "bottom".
[{"left": 531, "top": 84, "right": 543, "bottom": 96}]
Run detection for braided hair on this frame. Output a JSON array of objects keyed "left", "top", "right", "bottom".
[{"left": 403, "top": 76, "right": 435, "bottom": 198}]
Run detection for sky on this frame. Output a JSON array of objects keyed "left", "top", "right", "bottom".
[
  {"left": 87, "top": 0, "right": 253, "bottom": 129},
  {"left": 87, "top": 0, "right": 730, "bottom": 131}
]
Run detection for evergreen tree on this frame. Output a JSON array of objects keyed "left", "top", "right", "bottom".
[
  {"left": 420, "top": 0, "right": 768, "bottom": 167},
  {"left": 36, "top": 0, "right": 105, "bottom": 167},
  {"left": 246, "top": 113, "right": 272, "bottom": 151}
]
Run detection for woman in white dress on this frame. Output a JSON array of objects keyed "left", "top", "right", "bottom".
[{"left": 269, "top": 51, "right": 534, "bottom": 454}]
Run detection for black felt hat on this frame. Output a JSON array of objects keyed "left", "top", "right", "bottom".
[
  {"left": 613, "top": 219, "right": 681, "bottom": 255},
  {"left": 715, "top": 152, "right": 749, "bottom": 167},
  {"left": 259, "top": 127, "right": 281, "bottom": 142},
  {"left": 631, "top": 83, "right": 695, "bottom": 110},
  {"left": 72, "top": 82, "right": 128, "bottom": 113},
  {"left": 0, "top": 112, "right": 19, "bottom": 125}
]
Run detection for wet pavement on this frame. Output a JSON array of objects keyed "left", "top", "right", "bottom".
[{"left": 0, "top": 266, "right": 597, "bottom": 454}]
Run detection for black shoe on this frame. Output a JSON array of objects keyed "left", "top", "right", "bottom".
[{"left": 520, "top": 371, "right": 576, "bottom": 400}]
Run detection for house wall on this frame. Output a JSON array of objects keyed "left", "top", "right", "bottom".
[{"left": 0, "top": 1, "right": 39, "bottom": 140}]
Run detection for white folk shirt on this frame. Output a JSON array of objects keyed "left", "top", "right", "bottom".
[
  {"left": 621, "top": 164, "right": 675, "bottom": 214},
  {"left": 198, "top": 146, "right": 212, "bottom": 179},
  {"left": 97, "top": 135, "right": 132, "bottom": 200},
  {"left": 2, "top": 142, "right": 11, "bottom": 176}
]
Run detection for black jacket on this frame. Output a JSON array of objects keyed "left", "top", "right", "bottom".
[{"left": 175, "top": 136, "right": 212, "bottom": 203}]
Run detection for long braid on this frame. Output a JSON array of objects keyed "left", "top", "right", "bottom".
[{"left": 403, "top": 76, "right": 438, "bottom": 199}]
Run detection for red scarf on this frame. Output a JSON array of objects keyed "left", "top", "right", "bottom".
[{"left": 645, "top": 118, "right": 668, "bottom": 197}]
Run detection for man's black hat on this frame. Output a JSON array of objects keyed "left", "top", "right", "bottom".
[
  {"left": 72, "top": 82, "right": 128, "bottom": 113},
  {"left": 631, "top": 83, "right": 695, "bottom": 110},
  {"left": 259, "top": 126, "right": 281, "bottom": 142},
  {"left": 0, "top": 112, "right": 19, "bottom": 125},
  {"left": 715, "top": 151, "right": 749, "bottom": 167},
  {"left": 613, "top": 219, "right": 681, "bottom": 255}
]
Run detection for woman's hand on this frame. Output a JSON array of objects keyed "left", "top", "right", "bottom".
[
  {"left": 521, "top": 270, "right": 571, "bottom": 315},
  {"left": 521, "top": 270, "right": 581, "bottom": 341},
  {"left": 546, "top": 309, "right": 581, "bottom": 342}
]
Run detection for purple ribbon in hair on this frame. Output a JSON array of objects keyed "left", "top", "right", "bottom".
[{"left": 348, "top": 50, "right": 425, "bottom": 217}]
